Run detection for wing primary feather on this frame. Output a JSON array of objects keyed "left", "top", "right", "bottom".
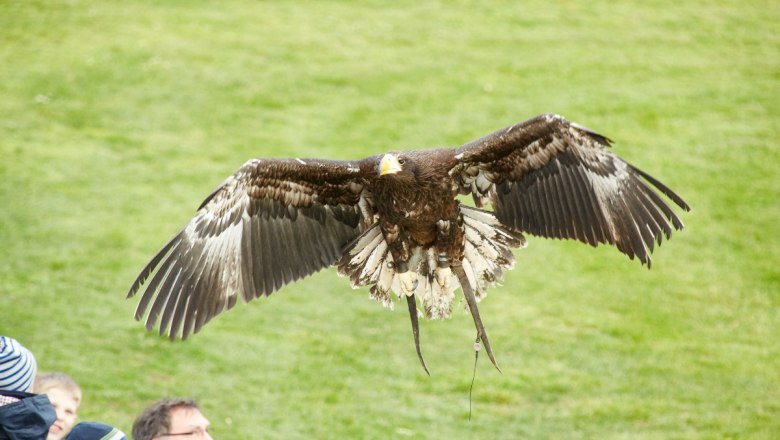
[
  {"left": 286, "top": 215, "right": 309, "bottom": 281},
  {"left": 291, "top": 214, "right": 323, "bottom": 281},
  {"left": 610, "top": 192, "right": 646, "bottom": 263},
  {"left": 553, "top": 165, "right": 577, "bottom": 240},
  {"left": 183, "top": 224, "right": 234, "bottom": 337},
  {"left": 166, "top": 289, "right": 188, "bottom": 340},
  {"left": 284, "top": 213, "right": 308, "bottom": 283},
  {"left": 575, "top": 166, "right": 612, "bottom": 246},
  {"left": 297, "top": 220, "right": 320, "bottom": 275},
  {"left": 127, "top": 236, "right": 179, "bottom": 300},
  {"left": 252, "top": 211, "right": 271, "bottom": 296},
  {"left": 522, "top": 187, "right": 540, "bottom": 234},
  {"left": 256, "top": 207, "right": 276, "bottom": 295},
  {"left": 141, "top": 246, "right": 190, "bottom": 331},
  {"left": 304, "top": 206, "right": 334, "bottom": 267},
  {"left": 628, "top": 194, "right": 661, "bottom": 253},
  {"left": 273, "top": 217, "right": 295, "bottom": 287},
  {"left": 288, "top": 217, "right": 312, "bottom": 282},
  {"left": 159, "top": 240, "right": 208, "bottom": 339},
  {"left": 556, "top": 162, "right": 579, "bottom": 239},
  {"left": 527, "top": 178, "right": 549, "bottom": 236},
  {"left": 550, "top": 162, "right": 576, "bottom": 239},
  {"left": 621, "top": 191, "right": 656, "bottom": 263},
  {"left": 323, "top": 214, "right": 344, "bottom": 261},
  {"left": 635, "top": 185, "right": 674, "bottom": 244},
  {"left": 154, "top": 258, "right": 188, "bottom": 336},
  {"left": 264, "top": 216, "right": 283, "bottom": 292},
  {"left": 630, "top": 165, "right": 690, "bottom": 213},
  {"left": 147, "top": 270, "right": 179, "bottom": 334},
  {"left": 636, "top": 174, "right": 686, "bottom": 233},
  {"left": 628, "top": 182, "right": 667, "bottom": 252},
  {"left": 546, "top": 173, "right": 567, "bottom": 238},
  {"left": 560, "top": 164, "right": 597, "bottom": 245},
  {"left": 240, "top": 214, "right": 259, "bottom": 301},
  {"left": 189, "top": 231, "right": 234, "bottom": 337},
  {"left": 540, "top": 174, "right": 561, "bottom": 238},
  {"left": 129, "top": 236, "right": 185, "bottom": 320},
  {"left": 517, "top": 180, "right": 544, "bottom": 235},
  {"left": 194, "top": 255, "right": 227, "bottom": 334},
  {"left": 175, "top": 241, "right": 213, "bottom": 339}
]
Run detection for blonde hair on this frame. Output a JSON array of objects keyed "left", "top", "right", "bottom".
[{"left": 32, "top": 372, "right": 82, "bottom": 405}]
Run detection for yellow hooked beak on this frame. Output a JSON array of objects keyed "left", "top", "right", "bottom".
[{"left": 379, "top": 153, "right": 403, "bottom": 176}]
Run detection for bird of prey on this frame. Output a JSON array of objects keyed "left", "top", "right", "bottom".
[{"left": 127, "top": 113, "right": 689, "bottom": 373}]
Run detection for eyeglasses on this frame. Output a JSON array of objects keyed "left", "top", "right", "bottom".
[{"left": 161, "top": 427, "right": 211, "bottom": 438}]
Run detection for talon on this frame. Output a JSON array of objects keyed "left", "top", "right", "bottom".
[
  {"left": 399, "top": 271, "right": 418, "bottom": 297},
  {"left": 435, "top": 266, "right": 451, "bottom": 290},
  {"left": 436, "top": 219, "right": 451, "bottom": 236}
]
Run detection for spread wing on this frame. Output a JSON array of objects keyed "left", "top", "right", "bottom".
[
  {"left": 450, "top": 113, "right": 690, "bottom": 266},
  {"left": 127, "top": 157, "right": 376, "bottom": 340}
]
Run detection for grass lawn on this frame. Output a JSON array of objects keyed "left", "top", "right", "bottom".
[{"left": 1, "top": 0, "right": 777, "bottom": 438}]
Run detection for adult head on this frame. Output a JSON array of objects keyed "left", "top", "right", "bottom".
[
  {"left": 33, "top": 373, "right": 82, "bottom": 440},
  {"left": 132, "top": 398, "right": 211, "bottom": 440}
]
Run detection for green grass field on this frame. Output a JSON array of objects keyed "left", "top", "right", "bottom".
[{"left": 1, "top": 1, "right": 777, "bottom": 438}]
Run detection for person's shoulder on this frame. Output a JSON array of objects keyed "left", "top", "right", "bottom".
[
  {"left": 0, "top": 392, "right": 56, "bottom": 438},
  {"left": 65, "top": 422, "right": 128, "bottom": 440}
]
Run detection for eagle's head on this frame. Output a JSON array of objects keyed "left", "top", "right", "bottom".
[{"left": 379, "top": 153, "right": 417, "bottom": 181}]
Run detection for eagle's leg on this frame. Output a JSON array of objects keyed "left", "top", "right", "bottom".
[
  {"left": 406, "top": 294, "right": 430, "bottom": 375},
  {"left": 436, "top": 253, "right": 451, "bottom": 290},
  {"left": 434, "top": 220, "right": 453, "bottom": 290},
  {"left": 382, "top": 223, "right": 417, "bottom": 296},
  {"left": 453, "top": 264, "right": 501, "bottom": 372},
  {"left": 395, "top": 261, "right": 418, "bottom": 296}
]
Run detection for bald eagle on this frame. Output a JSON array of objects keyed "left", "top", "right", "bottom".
[{"left": 127, "top": 114, "right": 689, "bottom": 373}]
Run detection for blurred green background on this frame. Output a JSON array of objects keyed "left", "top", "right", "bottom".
[{"left": 1, "top": 0, "right": 777, "bottom": 438}]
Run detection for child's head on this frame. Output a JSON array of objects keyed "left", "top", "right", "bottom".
[
  {"left": 33, "top": 372, "right": 82, "bottom": 440},
  {"left": 0, "top": 336, "right": 37, "bottom": 392}
]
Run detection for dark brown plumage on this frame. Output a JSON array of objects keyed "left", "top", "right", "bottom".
[{"left": 127, "top": 113, "right": 689, "bottom": 372}]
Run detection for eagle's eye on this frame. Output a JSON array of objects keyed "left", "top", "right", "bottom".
[{"left": 398, "top": 158, "right": 406, "bottom": 165}]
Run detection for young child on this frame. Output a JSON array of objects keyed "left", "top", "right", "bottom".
[
  {"left": 0, "top": 336, "right": 56, "bottom": 438},
  {"left": 33, "top": 372, "right": 82, "bottom": 440}
]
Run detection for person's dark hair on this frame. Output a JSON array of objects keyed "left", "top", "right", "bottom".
[{"left": 132, "top": 397, "right": 200, "bottom": 440}]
